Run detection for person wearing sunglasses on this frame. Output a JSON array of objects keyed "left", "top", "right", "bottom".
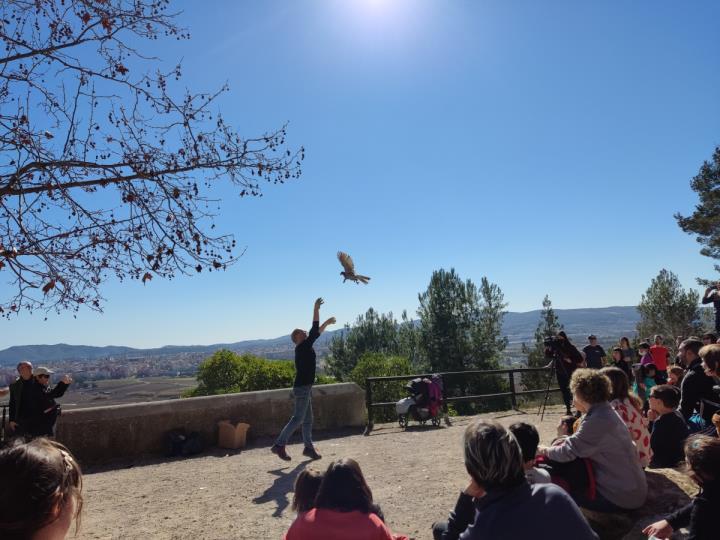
[{"left": 25, "top": 367, "right": 73, "bottom": 438}]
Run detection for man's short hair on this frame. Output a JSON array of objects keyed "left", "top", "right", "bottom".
[
  {"left": 700, "top": 344, "right": 720, "bottom": 373},
  {"left": 509, "top": 422, "right": 540, "bottom": 462},
  {"left": 290, "top": 329, "right": 305, "bottom": 344},
  {"left": 463, "top": 420, "right": 525, "bottom": 491},
  {"left": 16, "top": 361, "right": 31, "bottom": 370},
  {"left": 681, "top": 338, "right": 703, "bottom": 357},
  {"left": 654, "top": 334, "right": 663, "bottom": 342},
  {"left": 569, "top": 368, "right": 611, "bottom": 404},
  {"left": 650, "top": 384, "right": 681, "bottom": 409}
]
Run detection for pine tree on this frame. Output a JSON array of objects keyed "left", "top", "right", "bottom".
[
  {"left": 636, "top": 269, "right": 702, "bottom": 342},
  {"left": 417, "top": 269, "right": 508, "bottom": 410},
  {"left": 521, "top": 295, "right": 563, "bottom": 392},
  {"left": 675, "top": 145, "right": 720, "bottom": 285},
  {"left": 327, "top": 308, "right": 420, "bottom": 380}
]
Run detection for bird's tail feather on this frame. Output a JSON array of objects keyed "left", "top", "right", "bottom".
[{"left": 357, "top": 275, "right": 370, "bottom": 284}]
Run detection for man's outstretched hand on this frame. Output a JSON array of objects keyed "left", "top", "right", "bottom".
[
  {"left": 320, "top": 317, "right": 336, "bottom": 333},
  {"left": 314, "top": 298, "right": 324, "bottom": 309}
]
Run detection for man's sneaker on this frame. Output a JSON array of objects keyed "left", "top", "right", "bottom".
[
  {"left": 271, "top": 444, "right": 291, "bottom": 461},
  {"left": 302, "top": 446, "right": 322, "bottom": 460}
]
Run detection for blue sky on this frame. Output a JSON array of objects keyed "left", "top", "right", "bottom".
[{"left": 3, "top": 0, "right": 720, "bottom": 348}]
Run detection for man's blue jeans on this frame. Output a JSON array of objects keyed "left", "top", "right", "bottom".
[{"left": 275, "top": 385, "right": 313, "bottom": 447}]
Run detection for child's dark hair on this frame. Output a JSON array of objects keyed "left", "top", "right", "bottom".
[
  {"left": 315, "top": 458, "right": 374, "bottom": 513},
  {"left": 667, "top": 365, "right": 684, "bottom": 379},
  {"left": 0, "top": 438, "right": 83, "bottom": 540},
  {"left": 641, "top": 363, "right": 657, "bottom": 376},
  {"left": 292, "top": 468, "right": 324, "bottom": 513},
  {"left": 649, "top": 384, "right": 681, "bottom": 409},
  {"left": 560, "top": 415, "right": 576, "bottom": 435},
  {"left": 685, "top": 435, "right": 720, "bottom": 484},
  {"left": 509, "top": 422, "right": 540, "bottom": 462}
]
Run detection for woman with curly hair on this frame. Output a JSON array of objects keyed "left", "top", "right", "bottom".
[{"left": 538, "top": 369, "right": 647, "bottom": 511}]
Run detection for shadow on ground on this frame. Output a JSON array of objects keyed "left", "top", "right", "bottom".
[{"left": 252, "top": 460, "right": 312, "bottom": 517}]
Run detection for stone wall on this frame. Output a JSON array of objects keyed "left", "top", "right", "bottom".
[{"left": 55, "top": 383, "right": 365, "bottom": 463}]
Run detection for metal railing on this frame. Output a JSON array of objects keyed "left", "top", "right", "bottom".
[{"left": 363, "top": 367, "right": 559, "bottom": 435}]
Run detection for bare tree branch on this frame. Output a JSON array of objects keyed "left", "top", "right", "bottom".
[{"left": 0, "top": 0, "right": 304, "bottom": 315}]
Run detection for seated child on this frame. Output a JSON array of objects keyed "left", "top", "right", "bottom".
[
  {"left": 633, "top": 363, "right": 658, "bottom": 411},
  {"left": 0, "top": 438, "right": 83, "bottom": 540},
  {"left": 292, "top": 468, "right": 324, "bottom": 514},
  {"left": 648, "top": 385, "right": 689, "bottom": 468},
  {"left": 556, "top": 415, "right": 576, "bottom": 438},
  {"left": 666, "top": 365, "right": 684, "bottom": 387},
  {"left": 509, "top": 422, "right": 551, "bottom": 484},
  {"left": 643, "top": 435, "right": 719, "bottom": 540}
]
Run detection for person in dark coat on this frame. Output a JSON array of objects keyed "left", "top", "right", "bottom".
[
  {"left": 678, "top": 338, "right": 716, "bottom": 429},
  {"left": 432, "top": 420, "right": 597, "bottom": 540},
  {"left": 643, "top": 435, "right": 720, "bottom": 540},
  {"left": 8, "top": 361, "right": 34, "bottom": 435},
  {"left": 547, "top": 332, "right": 585, "bottom": 415},
  {"left": 24, "top": 367, "right": 72, "bottom": 437}
]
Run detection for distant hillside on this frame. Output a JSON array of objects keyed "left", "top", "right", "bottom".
[
  {"left": 0, "top": 305, "right": 641, "bottom": 365},
  {"left": 503, "top": 305, "right": 641, "bottom": 343}
]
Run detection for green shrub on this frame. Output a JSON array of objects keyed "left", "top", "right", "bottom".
[
  {"left": 190, "top": 349, "right": 245, "bottom": 396},
  {"left": 186, "top": 350, "right": 330, "bottom": 397},
  {"left": 350, "top": 353, "right": 413, "bottom": 422}
]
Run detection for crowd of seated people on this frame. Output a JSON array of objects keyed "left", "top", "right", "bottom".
[{"left": 3, "top": 334, "right": 720, "bottom": 540}]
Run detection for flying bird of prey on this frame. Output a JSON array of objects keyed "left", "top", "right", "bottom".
[{"left": 337, "top": 251, "right": 371, "bottom": 284}]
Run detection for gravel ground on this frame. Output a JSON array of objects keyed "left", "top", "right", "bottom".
[{"left": 74, "top": 405, "right": 695, "bottom": 540}]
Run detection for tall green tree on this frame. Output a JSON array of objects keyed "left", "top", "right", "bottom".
[
  {"left": 676, "top": 145, "right": 720, "bottom": 285},
  {"left": 417, "top": 269, "right": 507, "bottom": 372},
  {"left": 472, "top": 278, "right": 509, "bottom": 368},
  {"left": 327, "top": 308, "right": 419, "bottom": 380},
  {"left": 521, "top": 295, "right": 563, "bottom": 391},
  {"left": 636, "top": 269, "right": 702, "bottom": 342},
  {"left": 417, "top": 268, "right": 476, "bottom": 373}
]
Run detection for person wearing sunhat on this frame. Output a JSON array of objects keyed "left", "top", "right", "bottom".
[
  {"left": 24, "top": 367, "right": 72, "bottom": 437},
  {"left": 582, "top": 335, "right": 606, "bottom": 370}
]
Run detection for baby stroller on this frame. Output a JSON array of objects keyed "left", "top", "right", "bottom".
[{"left": 395, "top": 375, "right": 443, "bottom": 428}]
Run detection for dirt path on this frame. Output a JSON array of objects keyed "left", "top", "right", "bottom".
[{"left": 75, "top": 405, "right": 694, "bottom": 540}]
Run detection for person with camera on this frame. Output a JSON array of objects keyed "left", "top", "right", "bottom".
[
  {"left": 545, "top": 332, "right": 585, "bottom": 415},
  {"left": 24, "top": 367, "right": 72, "bottom": 438}
]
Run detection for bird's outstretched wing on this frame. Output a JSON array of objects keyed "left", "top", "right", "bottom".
[{"left": 337, "top": 251, "right": 356, "bottom": 274}]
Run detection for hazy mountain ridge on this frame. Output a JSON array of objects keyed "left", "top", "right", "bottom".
[{"left": 0, "top": 306, "right": 641, "bottom": 365}]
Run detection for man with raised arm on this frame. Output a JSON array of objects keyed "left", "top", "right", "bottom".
[
  {"left": 702, "top": 282, "right": 720, "bottom": 335},
  {"left": 271, "top": 297, "right": 336, "bottom": 461}
]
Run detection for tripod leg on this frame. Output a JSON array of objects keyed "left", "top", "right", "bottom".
[{"left": 539, "top": 363, "right": 554, "bottom": 421}]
